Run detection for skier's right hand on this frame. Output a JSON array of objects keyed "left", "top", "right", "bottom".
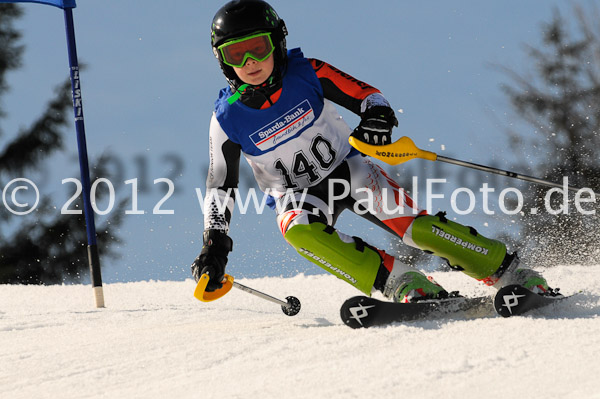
[
  {"left": 351, "top": 105, "right": 398, "bottom": 146},
  {"left": 191, "top": 229, "right": 233, "bottom": 292}
]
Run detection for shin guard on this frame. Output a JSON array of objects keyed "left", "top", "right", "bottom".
[
  {"left": 410, "top": 213, "right": 506, "bottom": 281},
  {"left": 284, "top": 223, "right": 381, "bottom": 294}
]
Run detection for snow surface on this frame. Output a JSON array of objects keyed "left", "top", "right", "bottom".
[{"left": 2, "top": 265, "right": 600, "bottom": 399}]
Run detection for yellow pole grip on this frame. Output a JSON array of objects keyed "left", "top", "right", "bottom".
[
  {"left": 194, "top": 273, "right": 234, "bottom": 302},
  {"left": 349, "top": 136, "right": 438, "bottom": 165}
]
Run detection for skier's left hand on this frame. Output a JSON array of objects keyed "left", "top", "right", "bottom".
[{"left": 351, "top": 105, "right": 398, "bottom": 145}]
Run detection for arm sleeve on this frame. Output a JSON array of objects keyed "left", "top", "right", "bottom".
[
  {"left": 204, "top": 113, "right": 241, "bottom": 234},
  {"left": 308, "top": 58, "right": 382, "bottom": 115}
]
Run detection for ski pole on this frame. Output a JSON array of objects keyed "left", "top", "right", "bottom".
[
  {"left": 349, "top": 136, "right": 600, "bottom": 196},
  {"left": 232, "top": 280, "right": 301, "bottom": 316},
  {"left": 194, "top": 272, "right": 301, "bottom": 316}
]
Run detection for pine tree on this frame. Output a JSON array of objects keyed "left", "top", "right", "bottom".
[
  {"left": 502, "top": 5, "right": 600, "bottom": 266},
  {"left": 0, "top": 4, "right": 124, "bottom": 284}
]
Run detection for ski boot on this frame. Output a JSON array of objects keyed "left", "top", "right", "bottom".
[
  {"left": 383, "top": 259, "right": 448, "bottom": 303},
  {"left": 492, "top": 253, "right": 550, "bottom": 294}
]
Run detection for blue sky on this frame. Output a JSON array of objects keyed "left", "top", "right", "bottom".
[{"left": 2, "top": 0, "right": 577, "bottom": 283}]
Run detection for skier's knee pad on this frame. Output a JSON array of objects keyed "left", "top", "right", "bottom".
[
  {"left": 410, "top": 213, "right": 506, "bottom": 280},
  {"left": 277, "top": 208, "right": 314, "bottom": 236},
  {"left": 284, "top": 222, "right": 381, "bottom": 294}
]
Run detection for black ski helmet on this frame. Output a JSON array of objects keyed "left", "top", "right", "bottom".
[{"left": 211, "top": 0, "right": 288, "bottom": 90}]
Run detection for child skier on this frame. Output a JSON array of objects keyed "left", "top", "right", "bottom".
[{"left": 192, "top": 0, "right": 552, "bottom": 302}]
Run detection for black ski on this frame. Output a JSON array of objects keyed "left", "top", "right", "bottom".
[
  {"left": 340, "top": 294, "right": 493, "bottom": 329},
  {"left": 494, "top": 284, "right": 567, "bottom": 317}
]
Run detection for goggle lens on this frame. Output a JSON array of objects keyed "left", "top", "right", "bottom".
[{"left": 219, "top": 33, "right": 274, "bottom": 68}]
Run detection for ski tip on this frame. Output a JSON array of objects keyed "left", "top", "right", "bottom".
[
  {"left": 494, "top": 284, "right": 566, "bottom": 318},
  {"left": 340, "top": 296, "right": 378, "bottom": 329},
  {"left": 494, "top": 285, "right": 528, "bottom": 318}
]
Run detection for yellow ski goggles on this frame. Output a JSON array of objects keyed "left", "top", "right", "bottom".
[{"left": 218, "top": 32, "right": 275, "bottom": 68}]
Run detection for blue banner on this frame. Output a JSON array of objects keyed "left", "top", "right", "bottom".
[{"left": 0, "top": 0, "right": 76, "bottom": 8}]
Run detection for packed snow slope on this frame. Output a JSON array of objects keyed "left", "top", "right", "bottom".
[{"left": 1, "top": 265, "right": 600, "bottom": 399}]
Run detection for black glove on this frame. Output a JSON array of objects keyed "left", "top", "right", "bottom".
[
  {"left": 351, "top": 105, "right": 398, "bottom": 145},
  {"left": 191, "top": 229, "right": 233, "bottom": 292}
]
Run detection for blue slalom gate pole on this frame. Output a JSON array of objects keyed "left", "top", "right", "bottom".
[
  {"left": 63, "top": 7, "right": 105, "bottom": 307},
  {"left": 0, "top": 1, "right": 104, "bottom": 306}
]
